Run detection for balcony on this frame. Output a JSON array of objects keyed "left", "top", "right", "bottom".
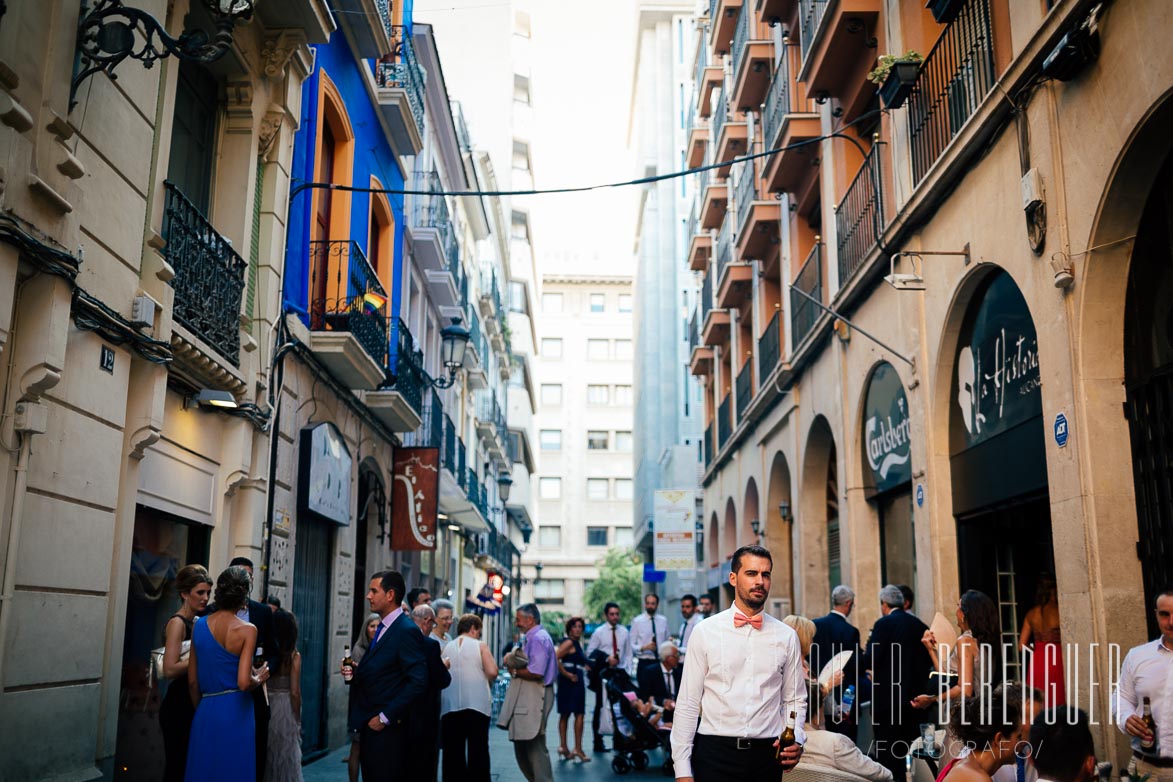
[
  {"left": 835, "top": 142, "right": 885, "bottom": 287},
  {"left": 694, "top": 44, "right": 724, "bottom": 118},
  {"left": 796, "top": 0, "right": 881, "bottom": 120},
  {"left": 690, "top": 308, "right": 714, "bottom": 376},
  {"left": 704, "top": 424, "right": 713, "bottom": 469},
  {"left": 687, "top": 203, "right": 712, "bottom": 272},
  {"left": 373, "top": 27, "right": 425, "bottom": 157},
  {"left": 478, "top": 264, "right": 505, "bottom": 337},
  {"left": 306, "top": 239, "right": 389, "bottom": 390},
  {"left": 475, "top": 389, "right": 509, "bottom": 462},
  {"left": 758, "top": 309, "right": 781, "bottom": 380},
  {"left": 712, "top": 89, "right": 747, "bottom": 177},
  {"left": 756, "top": 0, "right": 797, "bottom": 23},
  {"left": 699, "top": 165, "right": 728, "bottom": 231},
  {"left": 408, "top": 171, "right": 456, "bottom": 273},
  {"left": 709, "top": 0, "right": 745, "bottom": 56},
  {"left": 735, "top": 360, "right": 754, "bottom": 421},
  {"left": 686, "top": 105, "right": 709, "bottom": 169},
  {"left": 730, "top": 6, "right": 774, "bottom": 112},
  {"left": 718, "top": 394, "right": 732, "bottom": 450},
  {"left": 761, "top": 52, "right": 820, "bottom": 201},
  {"left": 908, "top": 0, "right": 996, "bottom": 185},
  {"left": 789, "top": 241, "right": 823, "bottom": 349},
  {"left": 464, "top": 307, "right": 489, "bottom": 389},
  {"left": 334, "top": 0, "right": 394, "bottom": 58},
  {"left": 401, "top": 388, "right": 443, "bottom": 448},
  {"left": 701, "top": 265, "right": 730, "bottom": 347},
  {"left": 715, "top": 216, "right": 751, "bottom": 309},
  {"left": 162, "top": 181, "right": 246, "bottom": 368},
  {"left": 735, "top": 158, "right": 781, "bottom": 263},
  {"left": 365, "top": 318, "right": 426, "bottom": 431}
]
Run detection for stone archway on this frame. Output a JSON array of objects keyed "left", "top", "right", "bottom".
[
  {"left": 800, "top": 415, "right": 837, "bottom": 615},
  {"left": 743, "top": 478, "right": 760, "bottom": 548},
  {"left": 707, "top": 511, "right": 720, "bottom": 568},
  {"left": 765, "top": 451, "right": 795, "bottom": 612}
]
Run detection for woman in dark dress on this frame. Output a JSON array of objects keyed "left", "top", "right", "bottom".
[
  {"left": 158, "top": 564, "right": 212, "bottom": 781},
  {"left": 556, "top": 616, "right": 590, "bottom": 763}
]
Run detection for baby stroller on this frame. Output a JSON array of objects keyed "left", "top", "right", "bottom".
[{"left": 601, "top": 668, "right": 674, "bottom": 776}]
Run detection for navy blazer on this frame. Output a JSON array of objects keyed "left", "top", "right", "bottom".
[
  {"left": 348, "top": 612, "right": 428, "bottom": 732},
  {"left": 409, "top": 634, "right": 452, "bottom": 741},
  {"left": 810, "top": 611, "right": 862, "bottom": 690},
  {"left": 636, "top": 662, "right": 682, "bottom": 705},
  {"left": 861, "top": 608, "right": 933, "bottom": 726}
]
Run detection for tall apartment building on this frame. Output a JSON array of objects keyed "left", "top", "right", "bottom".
[
  {"left": 687, "top": 0, "right": 1173, "bottom": 758},
  {"left": 629, "top": 1, "right": 706, "bottom": 614},
  {"left": 532, "top": 275, "right": 635, "bottom": 615}
]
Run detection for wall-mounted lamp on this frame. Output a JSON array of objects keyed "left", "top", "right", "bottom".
[
  {"left": 534, "top": 561, "right": 543, "bottom": 582},
  {"left": 185, "top": 388, "right": 238, "bottom": 410},
  {"left": 72, "top": 0, "right": 259, "bottom": 108},
  {"left": 750, "top": 518, "right": 762, "bottom": 536},
  {"left": 497, "top": 472, "right": 513, "bottom": 503},
  {"left": 447, "top": 523, "right": 461, "bottom": 533},
  {"left": 428, "top": 317, "right": 471, "bottom": 389},
  {"left": 778, "top": 500, "right": 792, "bottom": 523}
]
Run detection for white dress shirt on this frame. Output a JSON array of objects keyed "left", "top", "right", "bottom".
[
  {"left": 586, "top": 621, "right": 632, "bottom": 671},
  {"left": 670, "top": 607, "right": 808, "bottom": 778},
  {"left": 802, "top": 729, "right": 892, "bottom": 782},
  {"left": 1113, "top": 637, "right": 1173, "bottom": 757},
  {"left": 630, "top": 612, "right": 669, "bottom": 661},
  {"left": 679, "top": 613, "right": 702, "bottom": 654}
]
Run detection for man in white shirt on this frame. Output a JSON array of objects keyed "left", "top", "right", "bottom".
[
  {"left": 631, "top": 593, "right": 670, "bottom": 676},
  {"left": 677, "top": 594, "right": 702, "bottom": 656},
  {"left": 698, "top": 595, "right": 715, "bottom": 617},
  {"left": 671, "top": 545, "right": 807, "bottom": 782},
  {"left": 585, "top": 602, "right": 632, "bottom": 752},
  {"left": 1114, "top": 589, "right": 1173, "bottom": 782}
]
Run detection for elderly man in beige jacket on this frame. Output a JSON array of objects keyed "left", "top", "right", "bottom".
[{"left": 496, "top": 605, "right": 557, "bottom": 782}]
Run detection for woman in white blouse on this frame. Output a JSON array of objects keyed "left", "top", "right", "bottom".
[
  {"left": 801, "top": 680, "right": 893, "bottom": 782},
  {"left": 440, "top": 613, "right": 499, "bottom": 782}
]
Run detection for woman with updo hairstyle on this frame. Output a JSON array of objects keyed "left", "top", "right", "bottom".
[
  {"left": 936, "top": 683, "right": 1039, "bottom": 782},
  {"left": 184, "top": 566, "right": 270, "bottom": 780},
  {"left": 159, "top": 564, "right": 212, "bottom": 781}
]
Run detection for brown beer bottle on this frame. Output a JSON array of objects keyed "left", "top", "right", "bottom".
[
  {"left": 1140, "top": 696, "right": 1157, "bottom": 752},
  {"left": 342, "top": 645, "right": 356, "bottom": 685},
  {"left": 776, "top": 711, "right": 797, "bottom": 761}
]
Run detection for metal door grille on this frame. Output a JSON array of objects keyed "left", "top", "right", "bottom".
[{"left": 292, "top": 515, "right": 333, "bottom": 756}]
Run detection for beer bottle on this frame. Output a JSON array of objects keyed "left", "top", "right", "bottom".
[
  {"left": 342, "top": 645, "right": 356, "bottom": 685},
  {"left": 253, "top": 646, "right": 265, "bottom": 670},
  {"left": 1140, "top": 696, "right": 1157, "bottom": 752},
  {"left": 776, "top": 710, "right": 797, "bottom": 761}
]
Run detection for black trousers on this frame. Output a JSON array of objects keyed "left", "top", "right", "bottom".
[
  {"left": 872, "top": 720, "right": 919, "bottom": 781},
  {"left": 360, "top": 723, "right": 408, "bottom": 781},
  {"left": 441, "top": 710, "right": 490, "bottom": 782},
  {"left": 253, "top": 689, "right": 270, "bottom": 782},
  {"left": 691, "top": 735, "right": 782, "bottom": 782},
  {"left": 591, "top": 685, "right": 605, "bottom": 745}
]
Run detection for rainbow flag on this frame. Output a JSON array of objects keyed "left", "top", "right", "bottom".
[{"left": 362, "top": 291, "right": 387, "bottom": 313}]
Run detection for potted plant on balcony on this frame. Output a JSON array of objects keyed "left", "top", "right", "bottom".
[
  {"left": 868, "top": 51, "right": 923, "bottom": 110},
  {"left": 927, "top": 0, "right": 967, "bottom": 25}
]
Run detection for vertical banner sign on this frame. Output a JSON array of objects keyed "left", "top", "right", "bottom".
[
  {"left": 654, "top": 490, "right": 696, "bottom": 571},
  {"left": 391, "top": 447, "right": 439, "bottom": 551}
]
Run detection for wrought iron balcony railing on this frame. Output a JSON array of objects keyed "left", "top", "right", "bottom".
[
  {"left": 467, "top": 474, "right": 482, "bottom": 512},
  {"left": 442, "top": 412, "right": 458, "bottom": 476},
  {"left": 375, "top": 27, "right": 425, "bottom": 132},
  {"left": 402, "top": 388, "right": 443, "bottom": 448},
  {"left": 457, "top": 437, "right": 468, "bottom": 490},
  {"left": 762, "top": 45, "right": 792, "bottom": 148},
  {"left": 701, "top": 264, "right": 714, "bottom": 323},
  {"left": 732, "top": 5, "right": 750, "bottom": 80},
  {"left": 385, "top": 317, "right": 427, "bottom": 416},
  {"left": 697, "top": 162, "right": 711, "bottom": 201},
  {"left": 704, "top": 423, "right": 713, "bottom": 469},
  {"left": 715, "top": 212, "right": 733, "bottom": 281},
  {"left": 694, "top": 35, "right": 711, "bottom": 93},
  {"left": 798, "top": 0, "right": 829, "bottom": 65},
  {"left": 372, "top": 0, "right": 393, "bottom": 39},
  {"left": 835, "top": 142, "right": 886, "bottom": 286},
  {"left": 476, "top": 388, "right": 509, "bottom": 448},
  {"left": 475, "top": 481, "right": 490, "bottom": 521},
  {"left": 718, "top": 394, "right": 732, "bottom": 449},
  {"left": 481, "top": 264, "right": 505, "bottom": 319},
  {"left": 712, "top": 88, "right": 729, "bottom": 151},
  {"left": 308, "top": 239, "right": 390, "bottom": 367},
  {"left": 907, "top": 0, "right": 996, "bottom": 185},
  {"left": 689, "top": 308, "right": 699, "bottom": 354},
  {"left": 735, "top": 157, "right": 757, "bottom": 236},
  {"left": 162, "top": 181, "right": 247, "bottom": 366},
  {"left": 736, "top": 361, "right": 753, "bottom": 421},
  {"left": 790, "top": 241, "right": 823, "bottom": 347},
  {"left": 709, "top": 0, "right": 721, "bottom": 28},
  {"left": 759, "top": 310, "right": 780, "bottom": 380},
  {"left": 687, "top": 200, "right": 700, "bottom": 245},
  {"left": 467, "top": 306, "right": 489, "bottom": 369}
]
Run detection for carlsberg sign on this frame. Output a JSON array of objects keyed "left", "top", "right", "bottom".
[{"left": 863, "top": 362, "right": 912, "bottom": 494}]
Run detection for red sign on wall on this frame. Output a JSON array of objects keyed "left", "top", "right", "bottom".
[{"left": 391, "top": 447, "right": 440, "bottom": 551}]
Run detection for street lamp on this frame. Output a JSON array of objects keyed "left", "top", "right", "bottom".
[
  {"left": 497, "top": 472, "right": 513, "bottom": 503},
  {"left": 750, "top": 518, "right": 762, "bottom": 537},
  {"left": 534, "top": 562, "right": 543, "bottom": 582},
  {"left": 73, "top": 0, "right": 259, "bottom": 107},
  {"left": 430, "top": 317, "right": 471, "bottom": 389},
  {"left": 778, "top": 500, "right": 792, "bottom": 523}
]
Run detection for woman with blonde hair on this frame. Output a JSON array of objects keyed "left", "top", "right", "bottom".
[{"left": 783, "top": 614, "right": 844, "bottom": 704}]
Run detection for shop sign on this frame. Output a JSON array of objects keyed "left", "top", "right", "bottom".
[
  {"left": 298, "top": 423, "right": 352, "bottom": 525},
  {"left": 653, "top": 490, "right": 696, "bottom": 571},
  {"left": 956, "top": 272, "right": 1042, "bottom": 449},
  {"left": 391, "top": 447, "right": 440, "bottom": 551},
  {"left": 863, "top": 361, "right": 913, "bottom": 494},
  {"left": 1054, "top": 413, "right": 1069, "bottom": 447}
]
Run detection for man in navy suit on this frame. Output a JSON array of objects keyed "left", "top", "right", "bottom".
[
  {"left": 810, "top": 584, "right": 862, "bottom": 741},
  {"left": 343, "top": 569, "right": 428, "bottom": 781},
  {"left": 636, "top": 641, "right": 682, "bottom": 720},
  {"left": 861, "top": 584, "right": 933, "bottom": 781},
  {"left": 408, "top": 604, "right": 452, "bottom": 781}
]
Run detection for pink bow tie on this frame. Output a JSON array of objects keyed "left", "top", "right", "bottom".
[{"left": 733, "top": 612, "right": 762, "bottom": 630}]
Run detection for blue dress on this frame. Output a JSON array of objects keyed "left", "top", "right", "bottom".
[
  {"left": 557, "top": 638, "right": 587, "bottom": 716},
  {"left": 185, "top": 617, "right": 255, "bottom": 781}
]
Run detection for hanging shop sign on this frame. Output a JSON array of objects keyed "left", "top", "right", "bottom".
[
  {"left": 653, "top": 490, "right": 696, "bottom": 572},
  {"left": 391, "top": 447, "right": 440, "bottom": 551},
  {"left": 863, "top": 361, "right": 913, "bottom": 495},
  {"left": 298, "top": 422, "right": 352, "bottom": 525}
]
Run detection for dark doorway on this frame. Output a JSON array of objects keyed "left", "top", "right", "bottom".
[
  {"left": 877, "top": 489, "right": 916, "bottom": 588},
  {"left": 292, "top": 514, "right": 333, "bottom": 758}
]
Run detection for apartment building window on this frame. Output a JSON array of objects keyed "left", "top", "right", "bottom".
[
  {"left": 615, "top": 431, "right": 633, "bottom": 452},
  {"left": 514, "top": 9, "right": 531, "bottom": 37},
  {"left": 509, "top": 357, "right": 526, "bottom": 387},
  {"left": 541, "top": 338, "right": 562, "bottom": 357},
  {"left": 619, "top": 294, "right": 632, "bottom": 313},
  {"left": 587, "top": 431, "right": 609, "bottom": 450},
  {"left": 512, "top": 139, "right": 531, "bottom": 172},
  {"left": 510, "top": 432, "right": 524, "bottom": 464},
  {"left": 589, "top": 293, "right": 605, "bottom": 313},
  {"left": 616, "top": 527, "right": 634, "bottom": 548},
  {"left": 587, "top": 479, "right": 609, "bottom": 500},
  {"left": 539, "top": 477, "right": 562, "bottom": 499},
  {"left": 614, "top": 385, "right": 633, "bottom": 405},
  {"left": 513, "top": 73, "right": 532, "bottom": 105},
  {"left": 169, "top": 61, "right": 220, "bottom": 215},
  {"left": 587, "top": 527, "right": 609, "bottom": 547},
  {"left": 539, "top": 526, "right": 561, "bottom": 547},
  {"left": 587, "top": 339, "right": 609, "bottom": 360},
  {"left": 509, "top": 281, "right": 528, "bottom": 314},
  {"left": 540, "top": 384, "right": 562, "bottom": 405},
  {"left": 615, "top": 479, "right": 633, "bottom": 500},
  {"left": 511, "top": 210, "right": 530, "bottom": 241},
  {"left": 587, "top": 385, "right": 609, "bottom": 405},
  {"left": 542, "top": 293, "right": 562, "bottom": 313},
  {"left": 534, "top": 578, "right": 565, "bottom": 604},
  {"left": 540, "top": 429, "right": 562, "bottom": 450},
  {"left": 615, "top": 340, "right": 633, "bottom": 360}
]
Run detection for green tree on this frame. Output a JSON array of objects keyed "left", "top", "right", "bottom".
[
  {"left": 583, "top": 548, "right": 644, "bottom": 623},
  {"left": 540, "top": 610, "right": 569, "bottom": 642}
]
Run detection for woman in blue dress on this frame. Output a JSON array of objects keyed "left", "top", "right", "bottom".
[
  {"left": 185, "top": 566, "right": 270, "bottom": 781},
  {"left": 556, "top": 616, "right": 590, "bottom": 763}
]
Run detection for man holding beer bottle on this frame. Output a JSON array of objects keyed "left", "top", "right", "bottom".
[
  {"left": 669, "top": 545, "right": 807, "bottom": 782},
  {"left": 1115, "top": 589, "right": 1173, "bottom": 782}
]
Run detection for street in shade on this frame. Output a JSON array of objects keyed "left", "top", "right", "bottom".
[{"left": 302, "top": 705, "right": 646, "bottom": 782}]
